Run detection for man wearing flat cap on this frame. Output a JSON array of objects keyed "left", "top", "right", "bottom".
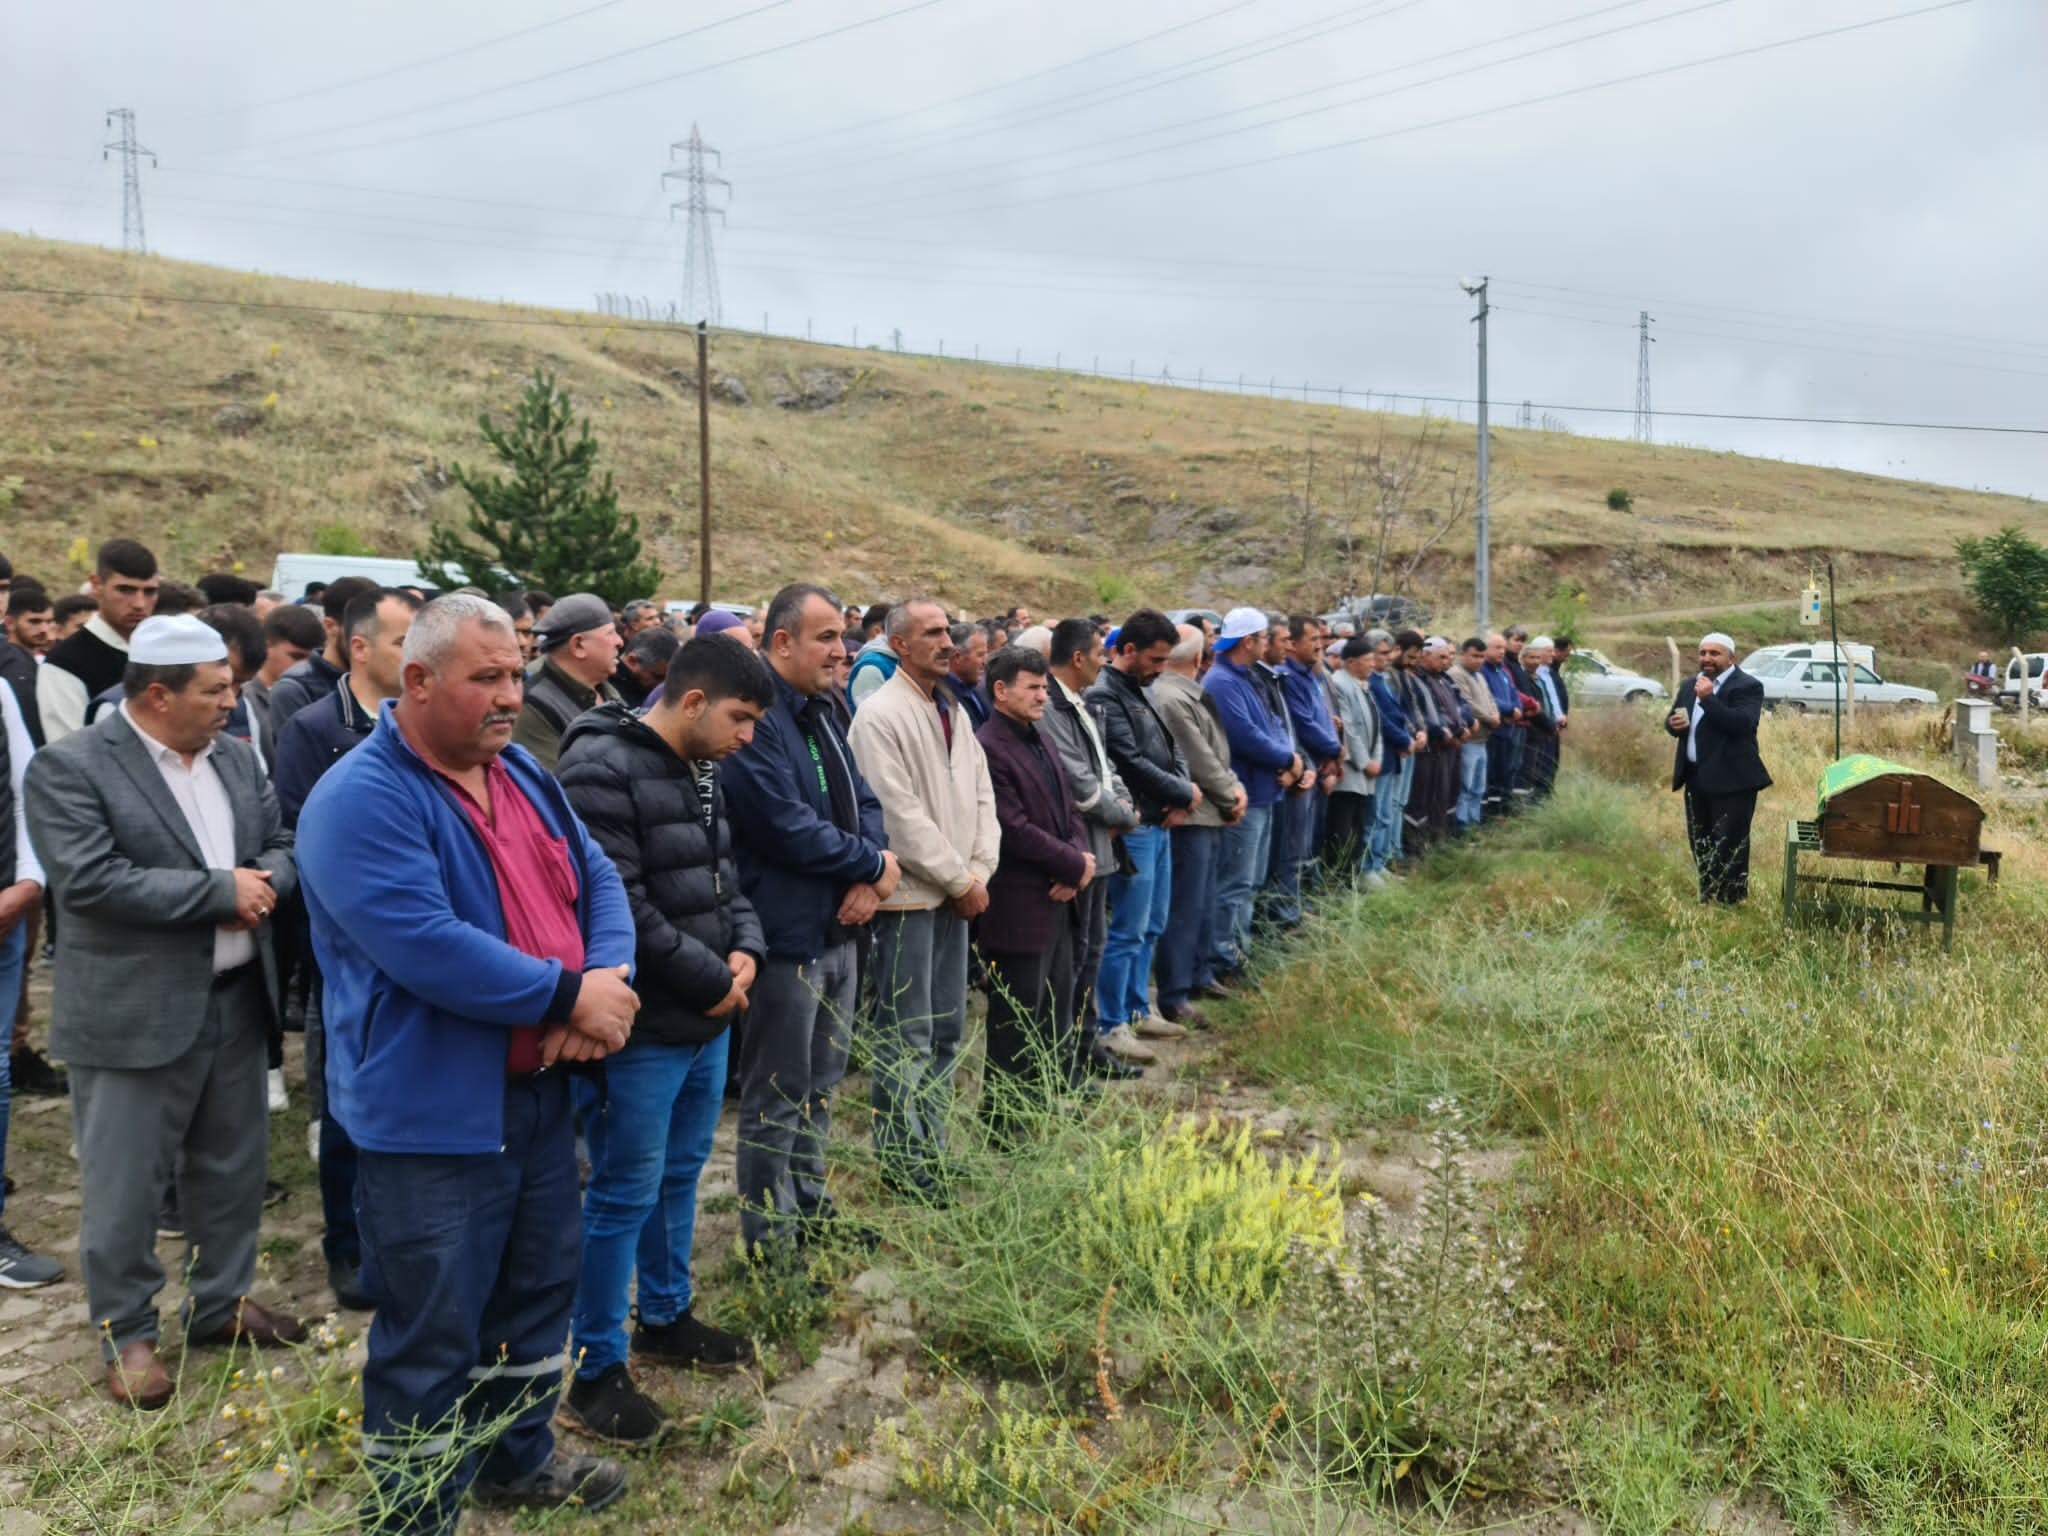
[
  {"left": 1665, "top": 632, "right": 1771, "bottom": 904},
  {"left": 512, "top": 592, "right": 625, "bottom": 773},
  {"left": 25, "top": 614, "right": 303, "bottom": 1411}
]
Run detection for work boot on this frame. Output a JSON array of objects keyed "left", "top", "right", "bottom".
[{"left": 471, "top": 1450, "right": 627, "bottom": 1513}]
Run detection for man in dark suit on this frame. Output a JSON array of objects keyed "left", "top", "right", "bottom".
[
  {"left": 975, "top": 645, "right": 1094, "bottom": 1133},
  {"left": 25, "top": 614, "right": 303, "bottom": 1411},
  {"left": 1666, "top": 632, "right": 1772, "bottom": 904}
]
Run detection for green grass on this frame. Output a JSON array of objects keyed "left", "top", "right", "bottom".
[{"left": 1225, "top": 722, "right": 2048, "bottom": 1531}]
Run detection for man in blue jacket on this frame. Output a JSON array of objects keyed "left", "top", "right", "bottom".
[
  {"left": 298, "top": 594, "right": 640, "bottom": 1535},
  {"left": 1364, "top": 629, "right": 1421, "bottom": 875},
  {"left": 721, "top": 584, "right": 898, "bottom": 1255},
  {"left": 1278, "top": 615, "right": 1342, "bottom": 909},
  {"left": 1201, "top": 607, "right": 1301, "bottom": 979}
]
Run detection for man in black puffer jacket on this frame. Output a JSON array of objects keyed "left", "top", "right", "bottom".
[{"left": 554, "top": 636, "right": 775, "bottom": 1447}]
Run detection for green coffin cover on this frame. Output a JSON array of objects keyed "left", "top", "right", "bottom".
[{"left": 1817, "top": 753, "right": 1914, "bottom": 813}]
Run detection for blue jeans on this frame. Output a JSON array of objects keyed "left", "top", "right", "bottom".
[
  {"left": 1211, "top": 804, "right": 1274, "bottom": 974},
  {"left": 571, "top": 1033, "right": 728, "bottom": 1376},
  {"left": 1098, "top": 825, "right": 1171, "bottom": 1026},
  {"left": 1158, "top": 823, "right": 1221, "bottom": 1010},
  {"left": 0, "top": 924, "right": 23, "bottom": 1225},
  {"left": 1456, "top": 741, "right": 1489, "bottom": 827},
  {"left": 1368, "top": 754, "right": 1413, "bottom": 871},
  {"left": 1263, "top": 795, "right": 1308, "bottom": 925},
  {"left": 356, "top": 1074, "right": 581, "bottom": 1536}
]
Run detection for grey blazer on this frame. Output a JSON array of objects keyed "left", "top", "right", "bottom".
[
  {"left": 1042, "top": 680, "right": 1137, "bottom": 865},
  {"left": 25, "top": 709, "right": 296, "bottom": 1070}
]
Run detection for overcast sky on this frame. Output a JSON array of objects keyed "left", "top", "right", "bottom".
[{"left": 5, "top": 0, "right": 2043, "bottom": 498}]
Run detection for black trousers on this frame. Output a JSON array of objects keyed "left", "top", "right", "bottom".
[
  {"left": 1684, "top": 786, "right": 1758, "bottom": 904},
  {"left": 983, "top": 919, "right": 1078, "bottom": 1133},
  {"left": 1323, "top": 791, "right": 1371, "bottom": 875}
]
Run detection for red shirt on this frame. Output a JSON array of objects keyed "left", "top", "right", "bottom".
[{"left": 439, "top": 756, "right": 585, "bottom": 1074}]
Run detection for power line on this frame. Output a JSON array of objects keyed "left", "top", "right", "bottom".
[
  {"left": 4, "top": 281, "right": 2042, "bottom": 437},
  {"left": 817, "top": 0, "right": 1981, "bottom": 226},
  {"left": 252, "top": 0, "right": 954, "bottom": 163},
  {"left": 756, "top": 0, "right": 1688, "bottom": 196},
  {"left": 732, "top": 0, "right": 1264, "bottom": 158},
  {"left": 202, "top": 0, "right": 798, "bottom": 158},
  {"left": 163, "top": 0, "right": 652, "bottom": 126},
  {"left": 747, "top": 0, "right": 1436, "bottom": 184}
]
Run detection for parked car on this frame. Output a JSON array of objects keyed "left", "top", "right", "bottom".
[
  {"left": 1166, "top": 607, "right": 1226, "bottom": 632},
  {"left": 1562, "top": 648, "right": 1667, "bottom": 703},
  {"left": 1743, "top": 640, "right": 1876, "bottom": 671},
  {"left": 1998, "top": 653, "right": 2048, "bottom": 710},
  {"left": 1746, "top": 655, "right": 1937, "bottom": 711},
  {"left": 1320, "top": 593, "right": 1432, "bottom": 631}
]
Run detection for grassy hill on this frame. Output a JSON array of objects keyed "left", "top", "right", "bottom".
[{"left": 2, "top": 233, "right": 2038, "bottom": 661}]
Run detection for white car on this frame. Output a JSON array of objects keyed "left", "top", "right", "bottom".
[
  {"left": 1998, "top": 653, "right": 2048, "bottom": 709},
  {"left": 1562, "top": 648, "right": 1668, "bottom": 704},
  {"left": 1746, "top": 655, "right": 1937, "bottom": 711}
]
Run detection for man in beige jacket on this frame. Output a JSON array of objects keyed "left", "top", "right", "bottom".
[
  {"left": 1149, "top": 625, "right": 1245, "bottom": 1026},
  {"left": 1448, "top": 637, "right": 1502, "bottom": 830},
  {"left": 847, "top": 599, "right": 999, "bottom": 1199}
]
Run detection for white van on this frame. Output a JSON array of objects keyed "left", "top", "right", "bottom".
[{"left": 269, "top": 553, "right": 478, "bottom": 601}]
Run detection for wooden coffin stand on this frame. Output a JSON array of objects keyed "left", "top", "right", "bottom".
[{"left": 1782, "top": 756, "right": 1997, "bottom": 952}]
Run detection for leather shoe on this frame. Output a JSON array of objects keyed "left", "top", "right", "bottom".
[
  {"left": 1083, "top": 1041, "right": 1144, "bottom": 1081},
  {"left": 1193, "top": 981, "right": 1235, "bottom": 1002},
  {"left": 107, "top": 1339, "right": 172, "bottom": 1411},
  {"left": 191, "top": 1297, "right": 308, "bottom": 1348}
]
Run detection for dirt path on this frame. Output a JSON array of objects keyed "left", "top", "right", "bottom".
[{"left": 1583, "top": 579, "right": 1958, "bottom": 629}]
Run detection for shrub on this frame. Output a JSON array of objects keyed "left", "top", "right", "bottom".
[
  {"left": 1286, "top": 1101, "right": 1558, "bottom": 1493},
  {"left": 312, "top": 523, "right": 374, "bottom": 558},
  {"left": 1077, "top": 1114, "right": 1342, "bottom": 1314},
  {"left": 1607, "top": 487, "right": 1632, "bottom": 511}
]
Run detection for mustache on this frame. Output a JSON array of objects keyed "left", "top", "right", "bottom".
[{"left": 482, "top": 710, "right": 520, "bottom": 729}]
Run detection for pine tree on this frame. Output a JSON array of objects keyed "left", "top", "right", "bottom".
[{"left": 418, "top": 370, "right": 661, "bottom": 607}]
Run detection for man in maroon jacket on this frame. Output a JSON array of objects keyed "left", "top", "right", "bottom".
[{"left": 974, "top": 645, "right": 1095, "bottom": 1139}]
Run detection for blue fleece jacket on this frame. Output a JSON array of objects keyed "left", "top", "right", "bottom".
[
  {"left": 297, "top": 705, "right": 636, "bottom": 1155},
  {"left": 1203, "top": 654, "right": 1296, "bottom": 808},
  {"left": 721, "top": 670, "right": 890, "bottom": 962},
  {"left": 1280, "top": 658, "right": 1343, "bottom": 763},
  {"left": 1367, "top": 672, "right": 1414, "bottom": 759},
  {"left": 1482, "top": 660, "right": 1521, "bottom": 721}
]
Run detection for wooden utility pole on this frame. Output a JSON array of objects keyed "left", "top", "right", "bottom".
[{"left": 696, "top": 320, "right": 712, "bottom": 605}]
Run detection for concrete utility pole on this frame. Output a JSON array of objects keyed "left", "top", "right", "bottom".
[
  {"left": 1463, "top": 276, "right": 1491, "bottom": 630},
  {"left": 102, "top": 108, "right": 155, "bottom": 255},
  {"left": 1633, "top": 310, "right": 1655, "bottom": 443}
]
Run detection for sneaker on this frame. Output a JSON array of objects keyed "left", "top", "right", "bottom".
[
  {"left": 266, "top": 1069, "right": 289, "bottom": 1114},
  {"left": 1098, "top": 1024, "right": 1158, "bottom": 1064},
  {"left": 560, "top": 1363, "right": 671, "bottom": 1448},
  {"left": 1362, "top": 870, "right": 1390, "bottom": 891},
  {"left": 10, "top": 1047, "right": 68, "bottom": 1098},
  {"left": 632, "top": 1308, "right": 755, "bottom": 1373},
  {"left": 471, "top": 1449, "right": 628, "bottom": 1512},
  {"left": 1134, "top": 1012, "right": 1189, "bottom": 1040},
  {"left": 0, "top": 1227, "right": 64, "bottom": 1289}
]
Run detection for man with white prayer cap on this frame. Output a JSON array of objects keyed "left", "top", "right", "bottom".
[
  {"left": 1664, "top": 631, "right": 1771, "bottom": 903},
  {"left": 25, "top": 612, "right": 303, "bottom": 1411}
]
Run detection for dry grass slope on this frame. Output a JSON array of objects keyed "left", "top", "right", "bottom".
[{"left": 3, "top": 233, "right": 2038, "bottom": 621}]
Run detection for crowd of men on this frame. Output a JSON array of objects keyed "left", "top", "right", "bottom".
[{"left": 0, "top": 539, "right": 1583, "bottom": 1534}]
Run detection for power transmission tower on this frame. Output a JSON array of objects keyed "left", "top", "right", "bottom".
[
  {"left": 1632, "top": 310, "right": 1655, "bottom": 443},
  {"left": 662, "top": 124, "right": 728, "bottom": 325},
  {"left": 102, "top": 108, "right": 156, "bottom": 255}
]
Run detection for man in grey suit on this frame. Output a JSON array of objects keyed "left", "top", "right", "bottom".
[{"left": 25, "top": 613, "right": 304, "bottom": 1411}]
